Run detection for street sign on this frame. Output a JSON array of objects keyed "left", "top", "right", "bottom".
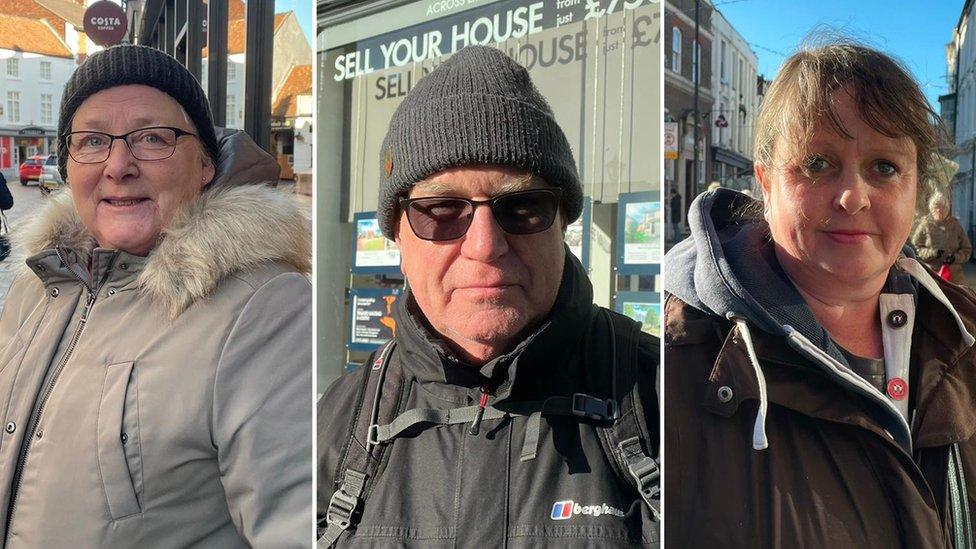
[
  {"left": 664, "top": 122, "right": 678, "bottom": 160},
  {"left": 84, "top": 1, "right": 128, "bottom": 46}
]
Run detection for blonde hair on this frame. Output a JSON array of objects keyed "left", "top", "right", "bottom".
[{"left": 754, "top": 38, "right": 943, "bottom": 216}]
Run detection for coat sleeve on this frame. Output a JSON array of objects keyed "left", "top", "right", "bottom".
[
  {"left": 212, "top": 272, "right": 313, "bottom": 547},
  {"left": 912, "top": 223, "right": 941, "bottom": 262},
  {"left": 955, "top": 219, "right": 973, "bottom": 263}
]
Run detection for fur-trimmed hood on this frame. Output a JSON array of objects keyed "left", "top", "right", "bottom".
[{"left": 18, "top": 184, "right": 311, "bottom": 317}]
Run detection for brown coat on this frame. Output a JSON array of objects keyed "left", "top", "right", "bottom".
[
  {"left": 913, "top": 216, "right": 972, "bottom": 285},
  {"left": 664, "top": 277, "right": 976, "bottom": 548}
]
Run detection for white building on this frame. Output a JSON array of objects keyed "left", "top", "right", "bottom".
[
  {"left": 201, "top": 9, "right": 313, "bottom": 132},
  {"left": 945, "top": 2, "right": 976, "bottom": 238},
  {"left": 0, "top": 14, "right": 76, "bottom": 174},
  {"left": 709, "top": 8, "right": 759, "bottom": 191}
]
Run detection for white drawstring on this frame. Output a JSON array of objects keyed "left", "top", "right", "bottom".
[
  {"left": 898, "top": 257, "right": 976, "bottom": 347},
  {"left": 727, "top": 314, "right": 769, "bottom": 450}
]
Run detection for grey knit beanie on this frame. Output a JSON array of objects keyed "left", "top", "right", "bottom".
[
  {"left": 57, "top": 45, "right": 219, "bottom": 180},
  {"left": 377, "top": 45, "right": 582, "bottom": 239}
]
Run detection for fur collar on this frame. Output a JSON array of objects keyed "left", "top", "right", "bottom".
[{"left": 18, "top": 184, "right": 311, "bottom": 317}]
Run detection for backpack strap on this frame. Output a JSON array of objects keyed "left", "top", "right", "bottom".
[
  {"left": 319, "top": 340, "right": 402, "bottom": 547},
  {"left": 596, "top": 308, "right": 661, "bottom": 521}
]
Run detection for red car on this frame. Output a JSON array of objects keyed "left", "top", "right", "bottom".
[{"left": 19, "top": 155, "right": 47, "bottom": 185}]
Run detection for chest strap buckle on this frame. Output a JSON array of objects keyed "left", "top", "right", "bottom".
[{"left": 572, "top": 393, "right": 618, "bottom": 421}]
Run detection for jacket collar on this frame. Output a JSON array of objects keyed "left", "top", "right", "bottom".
[
  {"left": 393, "top": 248, "right": 596, "bottom": 402},
  {"left": 700, "top": 273, "right": 976, "bottom": 450},
  {"left": 17, "top": 184, "right": 310, "bottom": 317}
]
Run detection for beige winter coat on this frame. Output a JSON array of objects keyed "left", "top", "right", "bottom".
[
  {"left": 0, "top": 134, "right": 312, "bottom": 547},
  {"left": 912, "top": 215, "right": 972, "bottom": 285}
]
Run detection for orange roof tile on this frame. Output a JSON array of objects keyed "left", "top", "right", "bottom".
[
  {"left": 0, "top": 14, "right": 72, "bottom": 58},
  {"left": 0, "top": 0, "right": 67, "bottom": 37},
  {"left": 204, "top": 11, "right": 292, "bottom": 57},
  {"left": 274, "top": 12, "right": 287, "bottom": 31},
  {"left": 35, "top": 0, "right": 84, "bottom": 28},
  {"left": 203, "top": 0, "right": 245, "bottom": 20},
  {"left": 273, "top": 64, "right": 311, "bottom": 118}
]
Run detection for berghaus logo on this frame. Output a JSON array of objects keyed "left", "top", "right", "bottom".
[{"left": 550, "top": 500, "right": 625, "bottom": 520}]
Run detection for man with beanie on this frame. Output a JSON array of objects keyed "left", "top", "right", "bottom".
[
  {"left": 317, "top": 46, "right": 658, "bottom": 548},
  {"left": 0, "top": 45, "right": 312, "bottom": 547}
]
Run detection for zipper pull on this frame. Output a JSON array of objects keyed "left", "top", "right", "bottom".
[
  {"left": 80, "top": 291, "right": 96, "bottom": 323},
  {"left": 469, "top": 383, "right": 491, "bottom": 436}
]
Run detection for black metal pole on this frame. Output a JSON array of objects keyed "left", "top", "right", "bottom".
[
  {"left": 207, "top": 0, "right": 227, "bottom": 127},
  {"left": 243, "top": 0, "right": 273, "bottom": 151},
  {"left": 185, "top": 0, "right": 202, "bottom": 82},
  {"left": 693, "top": 0, "right": 700, "bottom": 193}
]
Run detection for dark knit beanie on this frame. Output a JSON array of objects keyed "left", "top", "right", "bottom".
[
  {"left": 57, "top": 45, "right": 219, "bottom": 180},
  {"left": 377, "top": 45, "right": 582, "bottom": 239}
]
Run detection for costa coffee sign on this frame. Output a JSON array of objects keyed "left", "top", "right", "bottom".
[{"left": 84, "top": 1, "right": 127, "bottom": 46}]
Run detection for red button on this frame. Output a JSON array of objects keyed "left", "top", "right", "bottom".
[{"left": 887, "top": 377, "right": 908, "bottom": 400}]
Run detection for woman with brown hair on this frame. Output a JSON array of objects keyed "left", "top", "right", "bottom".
[{"left": 664, "top": 41, "right": 976, "bottom": 547}]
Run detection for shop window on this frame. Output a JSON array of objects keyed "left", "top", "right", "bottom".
[
  {"left": 8, "top": 91, "right": 20, "bottom": 123},
  {"left": 40, "top": 94, "right": 52, "bottom": 125}
]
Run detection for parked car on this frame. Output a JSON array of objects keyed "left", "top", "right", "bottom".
[
  {"left": 19, "top": 155, "right": 48, "bottom": 185},
  {"left": 38, "top": 155, "right": 63, "bottom": 195}
]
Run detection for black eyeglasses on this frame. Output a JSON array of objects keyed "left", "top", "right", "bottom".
[
  {"left": 63, "top": 126, "right": 198, "bottom": 164},
  {"left": 399, "top": 188, "right": 563, "bottom": 242}
]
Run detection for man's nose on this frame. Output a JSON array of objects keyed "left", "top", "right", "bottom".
[{"left": 459, "top": 204, "right": 509, "bottom": 261}]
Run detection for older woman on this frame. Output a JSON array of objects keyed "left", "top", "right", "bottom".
[
  {"left": 914, "top": 193, "right": 972, "bottom": 285},
  {"left": 665, "top": 42, "right": 976, "bottom": 547},
  {"left": 0, "top": 46, "right": 311, "bottom": 547}
]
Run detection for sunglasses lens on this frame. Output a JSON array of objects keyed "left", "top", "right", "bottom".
[
  {"left": 492, "top": 190, "right": 559, "bottom": 235},
  {"left": 406, "top": 198, "right": 473, "bottom": 241}
]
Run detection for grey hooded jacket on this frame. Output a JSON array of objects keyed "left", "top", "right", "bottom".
[
  {"left": 317, "top": 253, "right": 658, "bottom": 548},
  {"left": 0, "top": 130, "right": 313, "bottom": 547}
]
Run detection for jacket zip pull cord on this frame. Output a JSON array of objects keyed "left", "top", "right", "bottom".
[{"left": 469, "top": 383, "right": 491, "bottom": 436}]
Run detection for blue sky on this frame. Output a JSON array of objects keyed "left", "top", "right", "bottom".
[
  {"left": 275, "top": 0, "right": 314, "bottom": 44},
  {"left": 716, "top": 0, "right": 963, "bottom": 109}
]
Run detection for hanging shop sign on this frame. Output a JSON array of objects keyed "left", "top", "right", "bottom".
[{"left": 84, "top": 1, "right": 128, "bottom": 46}]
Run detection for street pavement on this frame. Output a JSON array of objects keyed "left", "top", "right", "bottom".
[{"left": 0, "top": 179, "right": 311, "bottom": 310}]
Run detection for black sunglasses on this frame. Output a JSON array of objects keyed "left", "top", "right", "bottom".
[{"left": 399, "top": 188, "right": 563, "bottom": 242}]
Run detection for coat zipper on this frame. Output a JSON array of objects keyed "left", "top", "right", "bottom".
[{"left": 5, "top": 252, "right": 109, "bottom": 541}]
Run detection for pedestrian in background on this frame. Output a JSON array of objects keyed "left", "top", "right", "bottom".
[
  {"left": 668, "top": 187, "right": 681, "bottom": 241},
  {"left": 912, "top": 192, "right": 972, "bottom": 285},
  {"left": 0, "top": 45, "right": 312, "bottom": 547}
]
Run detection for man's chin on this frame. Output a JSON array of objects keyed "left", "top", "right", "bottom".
[{"left": 443, "top": 307, "right": 529, "bottom": 347}]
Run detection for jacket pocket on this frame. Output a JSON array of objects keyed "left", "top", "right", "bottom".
[{"left": 97, "top": 360, "right": 143, "bottom": 520}]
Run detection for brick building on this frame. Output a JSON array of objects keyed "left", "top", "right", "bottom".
[{"left": 664, "top": 0, "right": 714, "bottom": 234}]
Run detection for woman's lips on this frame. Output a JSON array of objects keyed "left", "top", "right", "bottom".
[{"left": 823, "top": 230, "right": 872, "bottom": 244}]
